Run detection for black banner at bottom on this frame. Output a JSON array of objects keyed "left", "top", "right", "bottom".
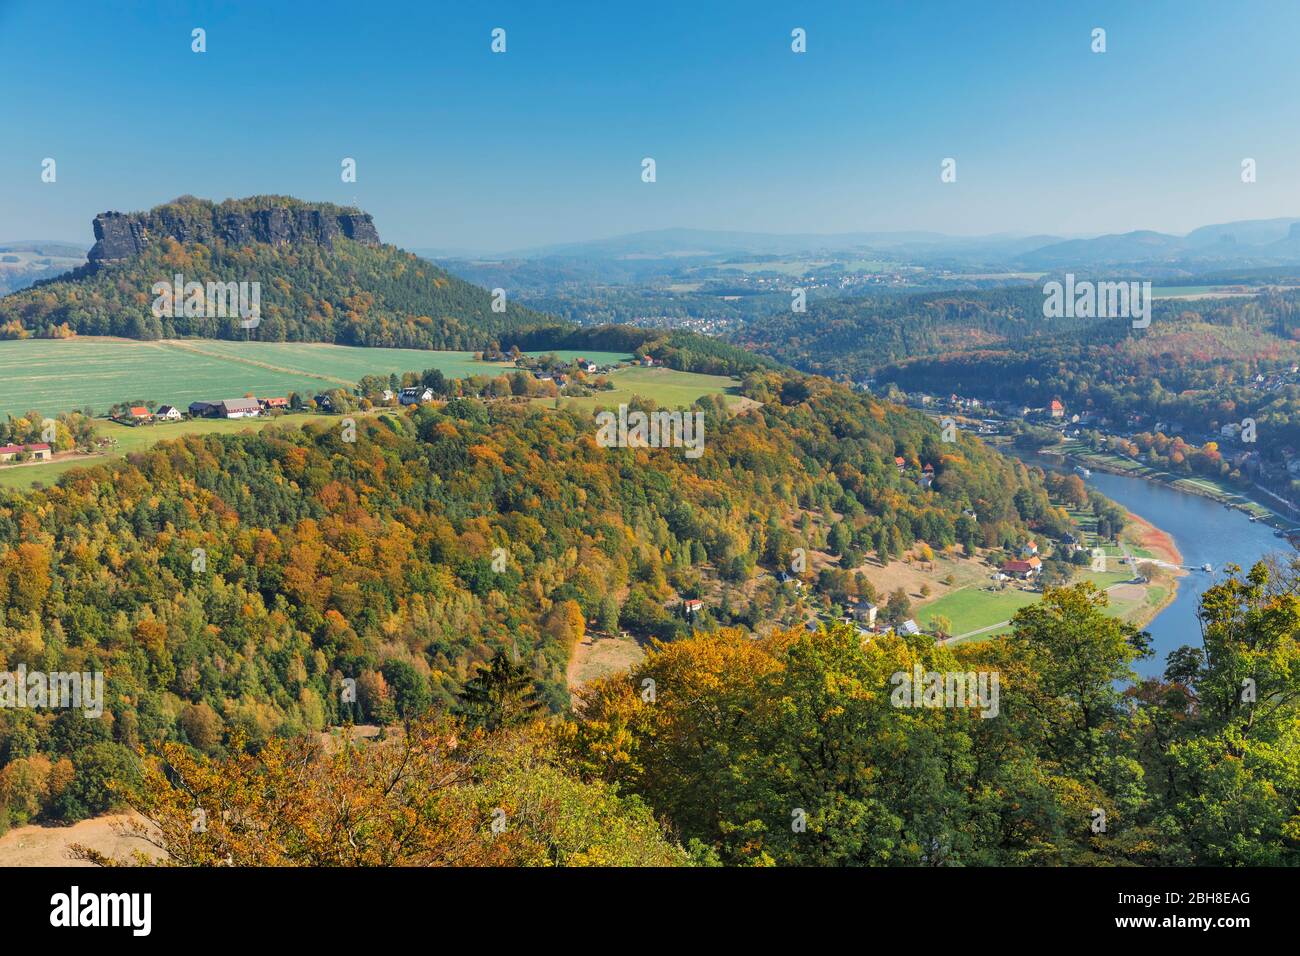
[{"left": 0, "top": 865, "right": 1276, "bottom": 943}]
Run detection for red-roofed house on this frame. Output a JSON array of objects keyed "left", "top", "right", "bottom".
[
  {"left": 1001, "top": 557, "right": 1042, "bottom": 580},
  {"left": 1049, "top": 400, "right": 1064, "bottom": 418},
  {"left": 128, "top": 406, "right": 152, "bottom": 421},
  {"left": 0, "top": 443, "right": 51, "bottom": 462}
]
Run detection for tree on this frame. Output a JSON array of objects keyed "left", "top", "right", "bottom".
[
  {"left": 73, "top": 719, "right": 688, "bottom": 867},
  {"left": 885, "top": 588, "right": 912, "bottom": 624},
  {"left": 455, "top": 650, "right": 545, "bottom": 731},
  {"left": 597, "top": 596, "right": 620, "bottom": 635},
  {"left": 380, "top": 660, "right": 433, "bottom": 721},
  {"left": 1007, "top": 583, "right": 1149, "bottom": 777},
  {"left": 178, "top": 702, "right": 223, "bottom": 753}
]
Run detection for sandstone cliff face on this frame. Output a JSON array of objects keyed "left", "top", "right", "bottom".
[{"left": 88, "top": 199, "right": 380, "bottom": 265}]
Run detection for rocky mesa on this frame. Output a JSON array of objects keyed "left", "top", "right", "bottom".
[{"left": 88, "top": 195, "right": 380, "bottom": 265}]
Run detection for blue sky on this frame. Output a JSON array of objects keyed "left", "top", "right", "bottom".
[{"left": 3, "top": 0, "right": 1300, "bottom": 251}]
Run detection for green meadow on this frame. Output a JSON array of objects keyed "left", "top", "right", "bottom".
[
  {"left": 0, "top": 338, "right": 739, "bottom": 491},
  {"left": 0, "top": 337, "right": 634, "bottom": 419},
  {"left": 535, "top": 366, "right": 745, "bottom": 412},
  {"left": 919, "top": 564, "right": 1140, "bottom": 641}
]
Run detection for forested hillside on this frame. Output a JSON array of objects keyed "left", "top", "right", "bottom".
[
  {"left": 880, "top": 292, "right": 1300, "bottom": 438},
  {"left": 728, "top": 285, "right": 1094, "bottom": 377},
  {"left": 0, "top": 196, "right": 778, "bottom": 383},
  {"left": 0, "top": 377, "right": 1049, "bottom": 829}
]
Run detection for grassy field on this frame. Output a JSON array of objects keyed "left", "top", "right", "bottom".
[
  {"left": 917, "top": 586, "right": 1039, "bottom": 637},
  {"left": 533, "top": 366, "right": 744, "bottom": 412},
  {"left": 0, "top": 350, "right": 734, "bottom": 491},
  {"left": 0, "top": 337, "right": 634, "bottom": 419}
]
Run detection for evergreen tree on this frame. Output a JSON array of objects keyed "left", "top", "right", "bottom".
[{"left": 455, "top": 649, "right": 544, "bottom": 731}]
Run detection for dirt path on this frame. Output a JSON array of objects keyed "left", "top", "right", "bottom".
[
  {"left": 0, "top": 450, "right": 101, "bottom": 471},
  {"left": 0, "top": 813, "right": 162, "bottom": 867}
]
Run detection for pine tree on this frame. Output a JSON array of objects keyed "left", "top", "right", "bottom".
[{"left": 455, "top": 649, "right": 544, "bottom": 731}]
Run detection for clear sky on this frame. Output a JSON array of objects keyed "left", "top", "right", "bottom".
[{"left": 3, "top": 0, "right": 1300, "bottom": 251}]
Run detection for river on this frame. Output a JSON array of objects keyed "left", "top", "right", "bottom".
[{"left": 1012, "top": 456, "right": 1285, "bottom": 676}]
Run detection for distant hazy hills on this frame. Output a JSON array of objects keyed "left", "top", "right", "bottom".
[
  {"left": 419, "top": 227, "right": 1065, "bottom": 264},
  {"left": 0, "top": 240, "right": 89, "bottom": 259},
  {"left": 0, "top": 241, "right": 89, "bottom": 296},
  {"left": 422, "top": 217, "right": 1300, "bottom": 273},
  {"left": 1016, "top": 218, "right": 1300, "bottom": 269}
]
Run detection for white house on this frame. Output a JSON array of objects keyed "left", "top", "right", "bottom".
[
  {"left": 847, "top": 599, "right": 878, "bottom": 627},
  {"left": 219, "top": 398, "right": 261, "bottom": 419},
  {"left": 399, "top": 387, "right": 435, "bottom": 405}
]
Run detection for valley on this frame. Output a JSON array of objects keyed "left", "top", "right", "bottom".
[{"left": 2, "top": 193, "right": 1298, "bottom": 873}]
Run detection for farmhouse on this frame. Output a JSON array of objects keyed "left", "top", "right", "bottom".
[
  {"left": 683, "top": 598, "right": 704, "bottom": 616},
  {"left": 127, "top": 406, "right": 152, "bottom": 422},
  {"left": 1001, "top": 557, "right": 1042, "bottom": 580},
  {"left": 0, "top": 443, "right": 51, "bottom": 462},
  {"left": 847, "top": 598, "right": 878, "bottom": 627},
  {"left": 193, "top": 398, "right": 262, "bottom": 419},
  {"left": 218, "top": 398, "right": 261, "bottom": 418},
  {"left": 155, "top": 405, "right": 182, "bottom": 421},
  {"left": 259, "top": 396, "right": 289, "bottom": 410},
  {"left": 399, "top": 386, "right": 435, "bottom": 405}
]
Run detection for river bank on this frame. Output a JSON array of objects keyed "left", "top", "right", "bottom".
[
  {"left": 1036, "top": 440, "right": 1298, "bottom": 531},
  {"left": 1008, "top": 450, "right": 1283, "bottom": 675},
  {"left": 1115, "top": 509, "right": 1184, "bottom": 628}
]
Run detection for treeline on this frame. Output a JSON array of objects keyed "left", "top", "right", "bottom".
[
  {"left": 877, "top": 293, "right": 1300, "bottom": 443},
  {"left": 0, "top": 377, "right": 1048, "bottom": 828},
  {"left": 0, "top": 410, "right": 95, "bottom": 453},
  {"left": 508, "top": 324, "right": 779, "bottom": 376}
]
